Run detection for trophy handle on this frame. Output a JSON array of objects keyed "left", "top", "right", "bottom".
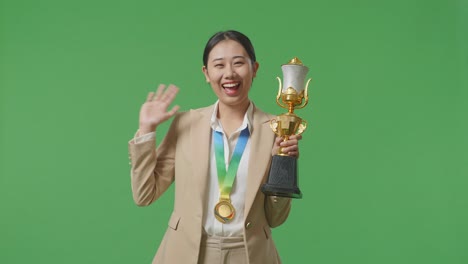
[
  {"left": 276, "top": 77, "right": 288, "bottom": 109},
  {"left": 295, "top": 78, "right": 311, "bottom": 109},
  {"left": 270, "top": 118, "right": 281, "bottom": 137},
  {"left": 295, "top": 120, "right": 307, "bottom": 135}
]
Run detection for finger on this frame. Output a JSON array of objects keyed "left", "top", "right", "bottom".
[
  {"left": 167, "top": 84, "right": 179, "bottom": 91},
  {"left": 154, "top": 84, "right": 166, "bottom": 101},
  {"left": 281, "top": 145, "right": 298, "bottom": 153},
  {"left": 290, "top": 134, "right": 303, "bottom": 140},
  {"left": 146, "top": 92, "right": 155, "bottom": 102},
  {"left": 274, "top": 136, "right": 283, "bottom": 146},
  {"left": 288, "top": 151, "right": 299, "bottom": 158},
  {"left": 167, "top": 84, "right": 180, "bottom": 97},
  {"left": 167, "top": 105, "right": 180, "bottom": 117},
  {"left": 280, "top": 139, "right": 298, "bottom": 147},
  {"left": 162, "top": 85, "right": 179, "bottom": 103}
]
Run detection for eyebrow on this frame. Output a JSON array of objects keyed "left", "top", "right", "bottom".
[{"left": 211, "top": 55, "right": 246, "bottom": 62}]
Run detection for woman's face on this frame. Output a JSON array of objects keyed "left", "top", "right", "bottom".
[{"left": 202, "top": 39, "right": 259, "bottom": 109}]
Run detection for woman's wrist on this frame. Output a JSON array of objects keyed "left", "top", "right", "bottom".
[{"left": 138, "top": 125, "right": 156, "bottom": 135}]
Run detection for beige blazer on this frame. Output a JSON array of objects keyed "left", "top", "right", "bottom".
[{"left": 128, "top": 104, "right": 292, "bottom": 264}]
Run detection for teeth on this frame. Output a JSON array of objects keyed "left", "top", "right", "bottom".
[{"left": 222, "top": 83, "right": 239, "bottom": 88}]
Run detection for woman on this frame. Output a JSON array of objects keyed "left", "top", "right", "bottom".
[{"left": 128, "top": 30, "right": 301, "bottom": 264}]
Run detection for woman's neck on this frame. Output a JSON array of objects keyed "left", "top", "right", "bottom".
[{"left": 217, "top": 100, "right": 250, "bottom": 137}]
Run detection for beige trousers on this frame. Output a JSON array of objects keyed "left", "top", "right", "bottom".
[{"left": 198, "top": 234, "right": 247, "bottom": 264}]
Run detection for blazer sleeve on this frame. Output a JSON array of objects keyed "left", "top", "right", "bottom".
[
  {"left": 128, "top": 114, "right": 180, "bottom": 206},
  {"left": 264, "top": 195, "right": 292, "bottom": 228}
]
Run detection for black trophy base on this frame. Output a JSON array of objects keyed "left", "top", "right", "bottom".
[{"left": 261, "top": 155, "right": 302, "bottom": 199}]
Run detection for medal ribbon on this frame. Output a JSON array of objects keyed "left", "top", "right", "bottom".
[{"left": 214, "top": 127, "right": 250, "bottom": 201}]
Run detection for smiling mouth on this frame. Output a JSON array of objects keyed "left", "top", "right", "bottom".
[
  {"left": 222, "top": 82, "right": 240, "bottom": 89},
  {"left": 222, "top": 82, "right": 241, "bottom": 96}
]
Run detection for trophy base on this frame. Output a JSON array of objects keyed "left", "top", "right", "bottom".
[
  {"left": 261, "top": 155, "right": 303, "bottom": 199},
  {"left": 261, "top": 184, "right": 303, "bottom": 199}
]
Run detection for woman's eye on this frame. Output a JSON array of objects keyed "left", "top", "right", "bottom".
[
  {"left": 234, "top": 61, "right": 244, "bottom": 65},
  {"left": 214, "top": 64, "right": 223, "bottom": 68}
]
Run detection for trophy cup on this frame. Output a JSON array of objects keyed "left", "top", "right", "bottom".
[{"left": 261, "top": 57, "right": 311, "bottom": 199}]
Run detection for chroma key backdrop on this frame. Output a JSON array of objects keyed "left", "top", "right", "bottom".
[{"left": 1, "top": 0, "right": 467, "bottom": 263}]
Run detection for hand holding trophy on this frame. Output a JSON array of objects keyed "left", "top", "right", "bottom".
[{"left": 261, "top": 57, "right": 311, "bottom": 199}]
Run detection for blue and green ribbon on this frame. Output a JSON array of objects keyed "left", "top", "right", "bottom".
[{"left": 214, "top": 127, "right": 250, "bottom": 200}]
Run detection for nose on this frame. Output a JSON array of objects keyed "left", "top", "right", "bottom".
[{"left": 224, "top": 65, "right": 235, "bottom": 79}]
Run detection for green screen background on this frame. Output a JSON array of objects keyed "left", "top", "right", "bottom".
[{"left": 1, "top": 0, "right": 467, "bottom": 263}]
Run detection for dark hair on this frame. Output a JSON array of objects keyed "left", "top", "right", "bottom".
[{"left": 202, "top": 30, "right": 256, "bottom": 67}]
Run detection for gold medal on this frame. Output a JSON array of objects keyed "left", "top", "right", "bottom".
[{"left": 214, "top": 199, "right": 235, "bottom": 223}]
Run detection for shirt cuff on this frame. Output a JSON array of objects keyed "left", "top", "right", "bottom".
[{"left": 132, "top": 131, "right": 156, "bottom": 144}]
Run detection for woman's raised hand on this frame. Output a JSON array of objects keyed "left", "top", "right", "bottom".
[{"left": 139, "top": 84, "right": 180, "bottom": 134}]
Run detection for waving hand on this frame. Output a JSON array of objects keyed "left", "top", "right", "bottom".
[{"left": 138, "top": 84, "right": 180, "bottom": 135}]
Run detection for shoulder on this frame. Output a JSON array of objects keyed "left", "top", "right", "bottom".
[
  {"left": 171, "top": 104, "right": 214, "bottom": 126},
  {"left": 190, "top": 104, "right": 215, "bottom": 116},
  {"left": 177, "top": 104, "right": 213, "bottom": 119},
  {"left": 252, "top": 103, "right": 275, "bottom": 121}
]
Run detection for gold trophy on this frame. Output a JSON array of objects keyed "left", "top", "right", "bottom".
[{"left": 261, "top": 57, "right": 311, "bottom": 199}]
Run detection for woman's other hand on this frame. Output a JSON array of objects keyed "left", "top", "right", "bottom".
[
  {"left": 271, "top": 134, "right": 302, "bottom": 157},
  {"left": 138, "top": 84, "right": 180, "bottom": 134}
]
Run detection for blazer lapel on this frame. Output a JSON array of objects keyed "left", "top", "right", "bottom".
[
  {"left": 244, "top": 106, "right": 275, "bottom": 218},
  {"left": 189, "top": 106, "right": 213, "bottom": 212}
]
